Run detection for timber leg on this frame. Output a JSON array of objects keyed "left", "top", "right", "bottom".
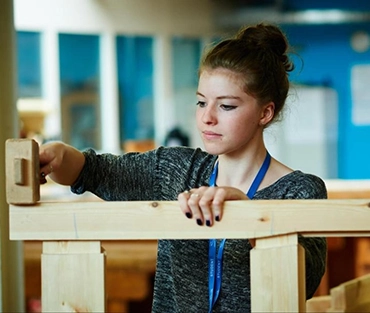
[
  {"left": 250, "top": 233, "right": 306, "bottom": 312},
  {"left": 41, "top": 241, "right": 106, "bottom": 312}
]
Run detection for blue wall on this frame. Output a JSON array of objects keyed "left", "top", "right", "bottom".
[
  {"left": 284, "top": 0, "right": 370, "bottom": 10},
  {"left": 281, "top": 1, "right": 370, "bottom": 179}
]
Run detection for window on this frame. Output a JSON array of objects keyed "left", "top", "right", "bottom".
[
  {"left": 116, "top": 36, "right": 154, "bottom": 144},
  {"left": 16, "top": 31, "right": 42, "bottom": 98},
  {"left": 59, "top": 34, "right": 101, "bottom": 150}
]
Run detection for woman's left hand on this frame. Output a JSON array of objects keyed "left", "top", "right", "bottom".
[{"left": 177, "top": 186, "right": 248, "bottom": 227}]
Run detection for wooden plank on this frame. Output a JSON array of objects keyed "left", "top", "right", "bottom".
[
  {"left": 5, "top": 138, "right": 39, "bottom": 204},
  {"left": 325, "top": 180, "right": 370, "bottom": 199},
  {"left": 41, "top": 241, "right": 106, "bottom": 312},
  {"left": 9, "top": 199, "right": 370, "bottom": 240},
  {"left": 306, "top": 295, "right": 331, "bottom": 312},
  {"left": 251, "top": 234, "right": 305, "bottom": 312},
  {"left": 329, "top": 273, "right": 370, "bottom": 312}
]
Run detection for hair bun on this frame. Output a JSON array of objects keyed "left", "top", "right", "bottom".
[{"left": 236, "top": 23, "right": 294, "bottom": 72}]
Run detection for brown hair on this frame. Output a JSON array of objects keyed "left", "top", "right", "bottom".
[{"left": 199, "top": 23, "right": 294, "bottom": 125}]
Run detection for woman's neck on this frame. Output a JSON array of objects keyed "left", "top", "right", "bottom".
[{"left": 215, "top": 146, "right": 269, "bottom": 192}]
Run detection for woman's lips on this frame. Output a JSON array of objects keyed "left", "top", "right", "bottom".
[{"left": 202, "top": 131, "right": 222, "bottom": 140}]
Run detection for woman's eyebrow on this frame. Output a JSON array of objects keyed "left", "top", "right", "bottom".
[
  {"left": 217, "top": 95, "right": 241, "bottom": 100},
  {"left": 196, "top": 91, "right": 204, "bottom": 97},
  {"left": 196, "top": 91, "right": 241, "bottom": 100}
]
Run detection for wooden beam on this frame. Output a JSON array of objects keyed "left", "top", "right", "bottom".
[{"left": 9, "top": 199, "right": 370, "bottom": 240}]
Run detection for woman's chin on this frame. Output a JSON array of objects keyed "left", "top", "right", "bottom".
[{"left": 203, "top": 145, "right": 224, "bottom": 156}]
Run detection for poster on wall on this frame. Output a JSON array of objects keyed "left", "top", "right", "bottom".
[{"left": 351, "top": 64, "right": 370, "bottom": 125}]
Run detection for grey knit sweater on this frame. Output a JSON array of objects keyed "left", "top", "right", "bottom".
[{"left": 71, "top": 146, "right": 327, "bottom": 313}]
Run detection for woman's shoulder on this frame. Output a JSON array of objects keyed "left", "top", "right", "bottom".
[
  {"left": 154, "top": 146, "right": 217, "bottom": 174},
  {"left": 156, "top": 145, "right": 206, "bottom": 156},
  {"left": 257, "top": 170, "right": 328, "bottom": 199},
  {"left": 155, "top": 146, "right": 215, "bottom": 163},
  {"left": 283, "top": 170, "right": 326, "bottom": 188}
]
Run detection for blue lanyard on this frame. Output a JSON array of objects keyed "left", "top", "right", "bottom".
[{"left": 207, "top": 151, "right": 271, "bottom": 313}]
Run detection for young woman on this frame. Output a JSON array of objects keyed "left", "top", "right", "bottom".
[{"left": 39, "top": 23, "right": 327, "bottom": 313}]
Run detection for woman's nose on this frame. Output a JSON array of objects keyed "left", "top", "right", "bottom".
[{"left": 201, "top": 105, "right": 217, "bottom": 125}]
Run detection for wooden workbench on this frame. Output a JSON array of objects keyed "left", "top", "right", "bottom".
[{"left": 7, "top": 139, "right": 370, "bottom": 313}]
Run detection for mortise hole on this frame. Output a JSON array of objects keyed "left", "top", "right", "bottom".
[{"left": 14, "top": 158, "right": 25, "bottom": 185}]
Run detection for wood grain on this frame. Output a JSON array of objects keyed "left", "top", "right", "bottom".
[{"left": 9, "top": 199, "right": 370, "bottom": 240}]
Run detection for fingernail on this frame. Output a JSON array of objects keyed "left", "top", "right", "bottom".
[
  {"left": 215, "top": 216, "right": 220, "bottom": 222},
  {"left": 185, "top": 212, "right": 192, "bottom": 219},
  {"left": 196, "top": 219, "right": 203, "bottom": 226},
  {"left": 206, "top": 220, "right": 211, "bottom": 227}
]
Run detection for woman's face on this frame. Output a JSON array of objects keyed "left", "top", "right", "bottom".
[{"left": 196, "top": 68, "right": 273, "bottom": 157}]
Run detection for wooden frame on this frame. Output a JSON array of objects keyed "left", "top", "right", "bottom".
[
  {"left": 307, "top": 273, "right": 370, "bottom": 312},
  {"left": 6, "top": 139, "right": 370, "bottom": 312}
]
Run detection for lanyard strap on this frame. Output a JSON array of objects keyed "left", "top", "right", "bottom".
[{"left": 208, "top": 151, "right": 271, "bottom": 313}]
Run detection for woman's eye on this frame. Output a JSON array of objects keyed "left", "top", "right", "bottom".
[
  {"left": 196, "top": 101, "right": 206, "bottom": 107},
  {"left": 220, "top": 104, "right": 236, "bottom": 111}
]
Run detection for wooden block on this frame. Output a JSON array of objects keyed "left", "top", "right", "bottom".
[{"left": 5, "top": 138, "right": 40, "bottom": 204}]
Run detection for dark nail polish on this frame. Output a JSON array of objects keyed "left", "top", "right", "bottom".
[
  {"left": 196, "top": 219, "right": 203, "bottom": 226},
  {"left": 185, "top": 212, "right": 192, "bottom": 219},
  {"left": 206, "top": 220, "right": 211, "bottom": 227},
  {"left": 215, "top": 216, "right": 220, "bottom": 222}
]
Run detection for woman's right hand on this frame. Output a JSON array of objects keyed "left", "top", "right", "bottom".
[
  {"left": 39, "top": 141, "right": 85, "bottom": 186},
  {"left": 177, "top": 186, "right": 248, "bottom": 227}
]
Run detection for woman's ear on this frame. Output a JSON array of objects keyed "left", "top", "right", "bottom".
[{"left": 260, "top": 102, "right": 275, "bottom": 126}]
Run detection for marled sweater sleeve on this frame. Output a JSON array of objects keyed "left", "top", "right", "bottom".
[
  {"left": 71, "top": 148, "right": 159, "bottom": 201},
  {"left": 71, "top": 146, "right": 214, "bottom": 201}
]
